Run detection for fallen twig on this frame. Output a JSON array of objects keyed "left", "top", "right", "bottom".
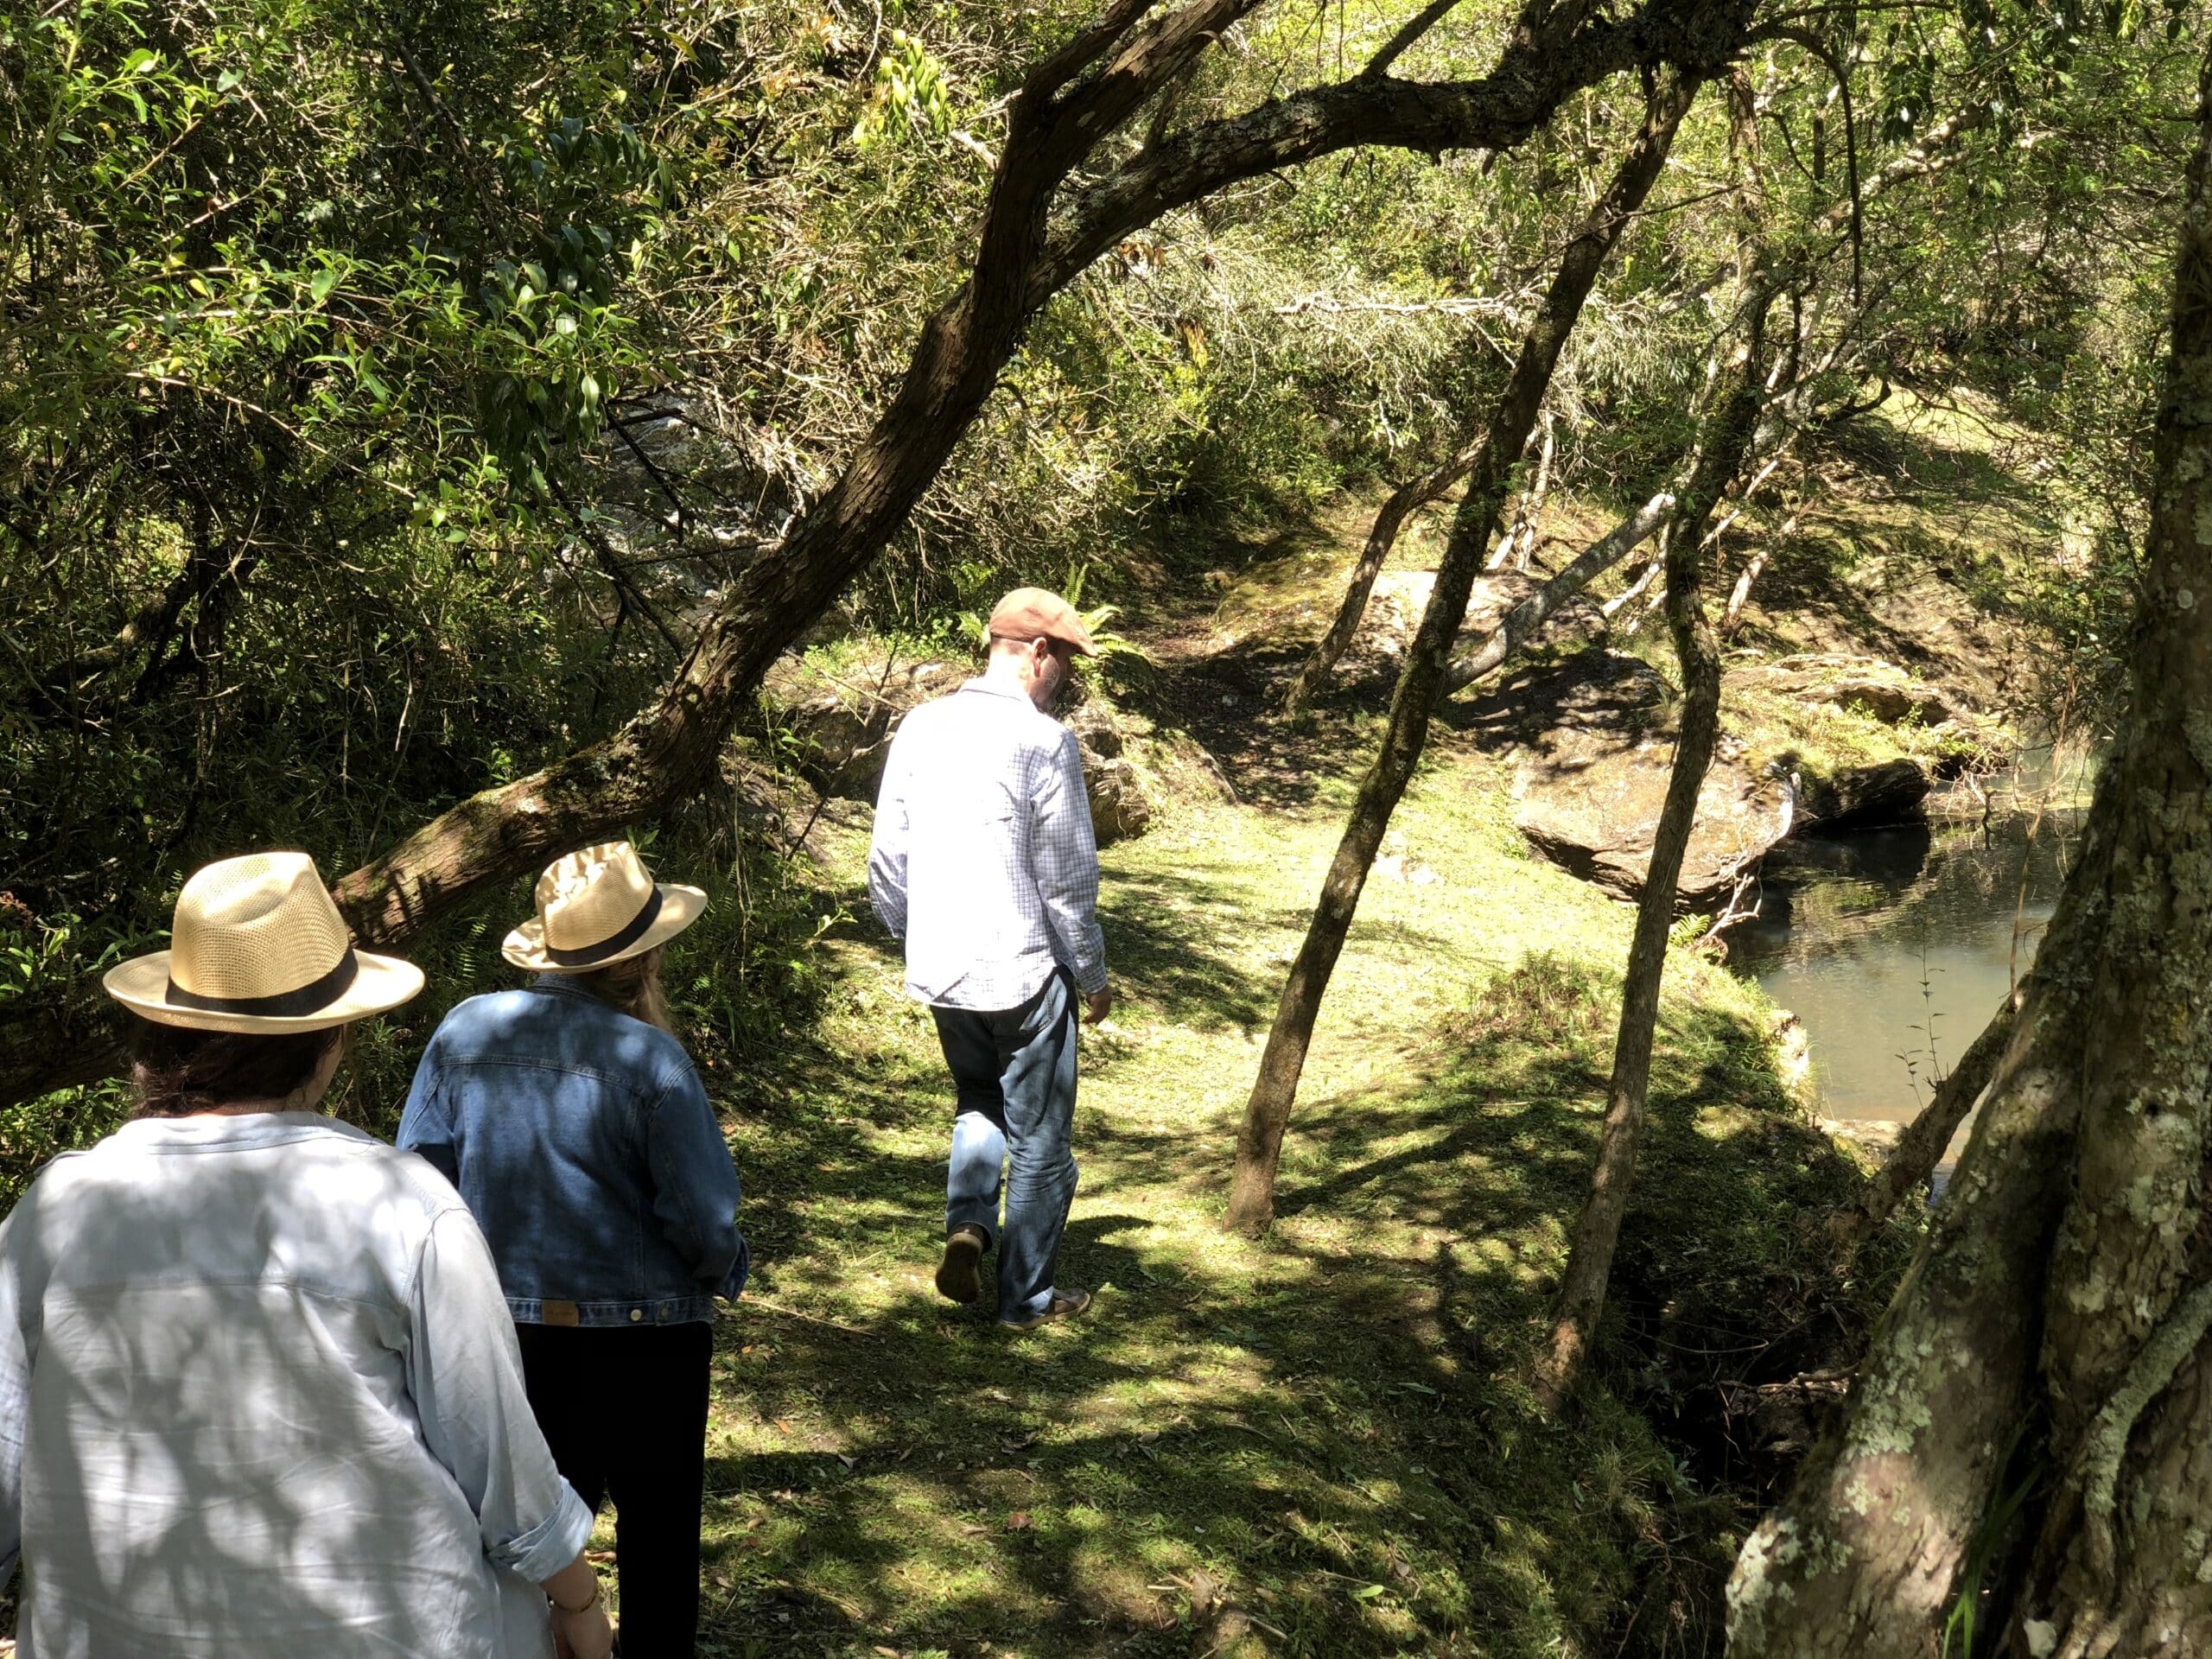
[{"left": 739, "top": 1296, "right": 878, "bottom": 1339}]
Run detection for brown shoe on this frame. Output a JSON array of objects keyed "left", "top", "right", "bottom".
[
  {"left": 1000, "top": 1287, "right": 1093, "bottom": 1332},
  {"left": 935, "top": 1225, "right": 987, "bottom": 1304}
]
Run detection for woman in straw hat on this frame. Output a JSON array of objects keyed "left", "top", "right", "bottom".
[
  {"left": 0, "top": 851, "right": 613, "bottom": 1659},
  {"left": 400, "top": 841, "right": 746, "bottom": 1659}
]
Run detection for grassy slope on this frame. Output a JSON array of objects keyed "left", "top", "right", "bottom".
[
  {"left": 679, "top": 698, "right": 1891, "bottom": 1658},
  {"left": 667, "top": 394, "right": 2080, "bottom": 1656}
]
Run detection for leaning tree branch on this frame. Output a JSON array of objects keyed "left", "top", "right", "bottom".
[
  {"left": 1030, "top": 0, "right": 1760, "bottom": 305},
  {"left": 1360, "top": 0, "right": 1465, "bottom": 78},
  {"left": 1533, "top": 272, "right": 1775, "bottom": 1412},
  {"left": 1435, "top": 489, "right": 1677, "bottom": 696},
  {"left": 1827, "top": 990, "right": 2022, "bottom": 1256}
]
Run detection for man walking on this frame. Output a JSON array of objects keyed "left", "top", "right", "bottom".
[{"left": 868, "top": 587, "right": 1110, "bottom": 1331}]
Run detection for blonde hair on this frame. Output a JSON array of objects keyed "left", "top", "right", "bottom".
[{"left": 571, "top": 944, "right": 673, "bottom": 1033}]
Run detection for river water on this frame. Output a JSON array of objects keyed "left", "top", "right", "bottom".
[{"left": 1726, "top": 808, "right": 2082, "bottom": 1128}]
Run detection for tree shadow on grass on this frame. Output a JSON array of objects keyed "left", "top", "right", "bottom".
[
  {"left": 1097, "top": 869, "right": 1292, "bottom": 1034},
  {"left": 1439, "top": 648, "right": 1671, "bottom": 760},
  {"left": 693, "top": 950, "right": 1911, "bottom": 1659},
  {"left": 1126, "top": 645, "right": 1386, "bottom": 812}
]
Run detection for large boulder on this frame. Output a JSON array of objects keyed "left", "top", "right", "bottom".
[
  {"left": 771, "top": 659, "right": 953, "bottom": 799},
  {"left": 1084, "top": 755, "right": 1154, "bottom": 844},
  {"left": 1064, "top": 702, "right": 1153, "bottom": 844},
  {"left": 1751, "top": 653, "right": 1958, "bottom": 728},
  {"left": 1473, "top": 647, "right": 1974, "bottom": 904},
  {"left": 1482, "top": 652, "right": 1796, "bottom": 906},
  {"left": 1514, "top": 734, "right": 1796, "bottom": 907},
  {"left": 1794, "top": 756, "right": 1930, "bottom": 830},
  {"left": 1357, "top": 568, "right": 1604, "bottom": 666}
]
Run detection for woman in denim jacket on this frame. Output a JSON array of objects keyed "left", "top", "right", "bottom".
[{"left": 400, "top": 842, "right": 747, "bottom": 1659}]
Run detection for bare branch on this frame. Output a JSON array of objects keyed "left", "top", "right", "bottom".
[
  {"left": 1361, "top": 0, "right": 1464, "bottom": 79},
  {"left": 1018, "top": 0, "right": 1162, "bottom": 108}
]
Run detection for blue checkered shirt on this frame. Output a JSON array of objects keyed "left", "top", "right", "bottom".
[{"left": 868, "top": 679, "right": 1107, "bottom": 1011}]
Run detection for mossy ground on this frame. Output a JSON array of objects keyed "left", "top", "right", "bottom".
[{"left": 666, "top": 682, "right": 1901, "bottom": 1658}]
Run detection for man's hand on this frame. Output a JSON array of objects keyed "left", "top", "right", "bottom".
[{"left": 1084, "top": 988, "right": 1112, "bottom": 1026}]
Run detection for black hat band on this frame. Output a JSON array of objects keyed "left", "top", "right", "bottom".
[
  {"left": 545, "top": 887, "right": 664, "bottom": 967},
  {"left": 164, "top": 947, "right": 361, "bottom": 1018}
]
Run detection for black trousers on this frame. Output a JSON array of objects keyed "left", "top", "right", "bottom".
[{"left": 516, "top": 1320, "right": 715, "bottom": 1659}]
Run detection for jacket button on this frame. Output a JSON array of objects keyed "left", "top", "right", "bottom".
[{"left": 629, "top": 1308, "right": 644, "bottom": 1323}]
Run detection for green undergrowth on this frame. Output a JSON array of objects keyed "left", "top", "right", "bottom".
[{"left": 679, "top": 726, "right": 1910, "bottom": 1658}]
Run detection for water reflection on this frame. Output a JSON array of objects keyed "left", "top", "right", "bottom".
[{"left": 1726, "top": 812, "right": 2078, "bottom": 1122}]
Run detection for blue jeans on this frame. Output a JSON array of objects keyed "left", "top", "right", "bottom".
[{"left": 932, "top": 969, "right": 1080, "bottom": 1322}]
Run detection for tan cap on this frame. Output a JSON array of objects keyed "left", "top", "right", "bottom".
[{"left": 987, "top": 587, "right": 1096, "bottom": 658}]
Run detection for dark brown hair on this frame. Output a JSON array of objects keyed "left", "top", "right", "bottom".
[
  {"left": 130, "top": 1019, "right": 344, "bottom": 1118},
  {"left": 569, "top": 944, "right": 673, "bottom": 1033}
]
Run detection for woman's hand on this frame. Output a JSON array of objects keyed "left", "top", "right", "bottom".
[
  {"left": 552, "top": 1598, "right": 613, "bottom": 1659},
  {"left": 542, "top": 1554, "right": 612, "bottom": 1659}
]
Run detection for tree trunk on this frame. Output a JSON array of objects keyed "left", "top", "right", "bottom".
[
  {"left": 1, "top": 0, "right": 1745, "bottom": 1114},
  {"left": 1825, "top": 991, "right": 2020, "bottom": 1257},
  {"left": 1279, "top": 428, "right": 1503, "bottom": 715},
  {"left": 1497, "top": 410, "right": 1555, "bottom": 570},
  {"left": 1728, "top": 41, "right": 2212, "bottom": 1658},
  {"left": 1530, "top": 290, "right": 1771, "bottom": 1410},
  {"left": 1224, "top": 68, "right": 1706, "bottom": 1236},
  {"left": 1720, "top": 543, "right": 1771, "bottom": 636}
]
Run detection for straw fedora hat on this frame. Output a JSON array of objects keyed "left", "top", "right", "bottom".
[
  {"left": 503, "top": 842, "right": 706, "bottom": 974},
  {"left": 103, "top": 852, "right": 423, "bottom": 1033}
]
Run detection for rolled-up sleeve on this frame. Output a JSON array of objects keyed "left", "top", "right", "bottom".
[
  {"left": 645, "top": 1060, "right": 747, "bottom": 1297},
  {"left": 406, "top": 1210, "right": 591, "bottom": 1583},
  {"left": 1033, "top": 731, "right": 1106, "bottom": 995}
]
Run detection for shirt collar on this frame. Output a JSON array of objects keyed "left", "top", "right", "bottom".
[
  {"left": 529, "top": 973, "right": 604, "bottom": 1001},
  {"left": 959, "top": 677, "right": 1041, "bottom": 707},
  {"left": 108, "top": 1110, "right": 374, "bottom": 1152}
]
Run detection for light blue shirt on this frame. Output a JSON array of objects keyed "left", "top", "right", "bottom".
[
  {"left": 0, "top": 1111, "right": 591, "bottom": 1658},
  {"left": 868, "top": 679, "right": 1108, "bottom": 1010}
]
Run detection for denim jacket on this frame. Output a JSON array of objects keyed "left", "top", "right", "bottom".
[{"left": 399, "top": 977, "right": 748, "bottom": 1327}]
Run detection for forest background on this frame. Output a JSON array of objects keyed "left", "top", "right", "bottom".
[{"left": 3, "top": 0, "right": 2209, "bottom": 1656}]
